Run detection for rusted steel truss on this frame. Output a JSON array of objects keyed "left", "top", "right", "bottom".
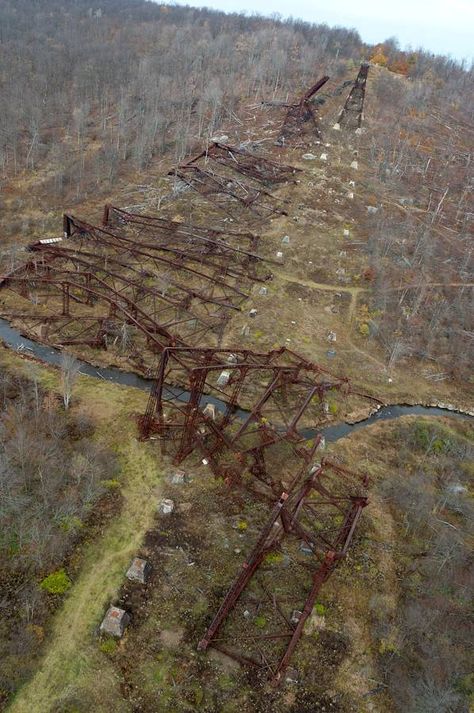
[
  {"left": 0, "top": 262, "right": 186, "bottom": 353},
  {"left": 185, "top": 142, "right": 300, "bottom": 185},
  {"left": 198, "top": 458, "right": 368, "bottom": 685},
  {"left": 169, "top": 142, "right": 297, "bottom": 219},
  {"left": 171, "top": 164, "right": 287, "bottom": 220},
  {"left": 102, "top": 205, "right": 272, "bottom": 279},
  {"left": 63, "top": 214, "right": 270, "bottom": 287},
  {"left": 279, "top": 76, "right": 330, "bottom": 143},
  {"left": 0, "top": 208, "right": 274, "bottom": 360},
  {"left": 139, "top": 346, "right": 377, "bottom": 495},
  {"left": 336, "top": 63, "right": 370, "bottom": 130}
]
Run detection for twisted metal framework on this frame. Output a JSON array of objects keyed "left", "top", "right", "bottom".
[
  {"left": 198, "top": 459, "right": 368, "bottom": 685},
  {"left": 139, "top": 346, "right": 377, "bottom": 679},
  {"left": 336, "top": 63, "right": 370, "bottom": 129},
  {"left": 102, "top": 205, "right": 272, "bottom": 280},
  {"left": 0, "top": 209, "right": 271, "bottom": 361},
  {"left": 171, "top": 165, "right": 287, "bottom": 220},
  {"left": 0, "top": 260, "right": 186, "bottom": 353},
  {"left": 63, "top": 214, "right": 270, "bottom": 288},
  {"left": 139, "top": 346, "right": 377, "bottom": 494},
  {"left": 169, "top": 142, "right": 298, "bottom": 219},
  {"left": 279, "top": 76, "right": 330, "bottom": 143},
  {"left": 0, "top": 122, "right": 379, "bottom": 683},
  {"left": 186, "top": 142, "right": 300, "bottom": 185}
]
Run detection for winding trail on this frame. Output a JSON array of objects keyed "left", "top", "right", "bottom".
[{"left": 273, "top": 271, "right": 474, "bottom": 370}]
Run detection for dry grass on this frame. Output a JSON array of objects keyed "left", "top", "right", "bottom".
[{"left": 0, "top": 346, "right": 163, "bottom": 713}]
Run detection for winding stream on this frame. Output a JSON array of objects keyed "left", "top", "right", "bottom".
[{"left": 0, "top": 318, "right": 471, "bottom": 442}]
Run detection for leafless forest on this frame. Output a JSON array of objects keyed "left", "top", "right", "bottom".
[{"left": 0, "top": 370, "right": 117, "bottom": 699}]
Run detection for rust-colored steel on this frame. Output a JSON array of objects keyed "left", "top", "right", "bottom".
[
  {"left": 186, "top": 142, "right": 301, "bottom": 185},
  {"left": 103, "top": 205, "right": 263, "bottom": 254},
  {"left": 279, "top": 75, "right": 330, "bottom": 143},
  {"left": 0, "top": 269, "right": 185, "bottom": 352},
  {"left": 139, "top": 345, "right": 379, "bottom": 494},
  {"left": 198, "top": 492, "right": 290, "bottom": 651},
  {"left": 0, "top": 208, "right": 277, "bottom": 358},
  {"left": 198, "top": 459, "right": 369, "bottom": 685},
  {"left": 0, "top": 245, "right": 226, "bottom": 353},
  {"left": 168, "top": 141, "right": 297, "bottom": 219},
  {"left": 63, "top": 214, "right": 269, "bottom": 287},
  {"left": 170, "top": 164, "right": 288, "bottom": 220},
  {"left": 336, "top": 63, "right": 370, "bottom": 129},
  {"left": 0, "top": 126, "right": 381, "bottom": 689}
]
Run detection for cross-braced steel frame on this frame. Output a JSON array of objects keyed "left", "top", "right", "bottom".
[
  {"left": 0, "top": 207, "right": 273, "bottom": 359},
  {"left": 336, "top": 63, "right": 370, "bottom": 130},
  {"left": 63, "top": 214, "right": 270, "bottom": 289},
  {"left": 198, "top": 458, "right": 369, "bottom": 685},
  {"left": 0, "top": 80, "right": 380, "bottom": 686},
  {"left": 170, "top": 164, "right": 287, "bottom": 220},
  {"left": 102, "top": 205, "right": 273, "bottom": 280},
  {"left": 139, "top": 346, "right": 378, "bottom": 495},
  {"left": 279, "top": 76, "right": 330, "bottom": 143},
  {"left": 185, "top": 142, "right": 300, "bottom": 185},
  {"left": 0, "top": 260, "right": 186, "bottom": 353},
  {"left": 169, "top": 141, "right": 297, "bottom": 220}
]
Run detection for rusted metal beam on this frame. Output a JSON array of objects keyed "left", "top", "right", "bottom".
[
  {"left": 139, "top": 346, "right": 368, "bottom": 500},
  {"left": 186, "top": 142, "right": 300, "bottom": 186},
  {"left": 171, "top": 165, "right": 287, "bottom": 220},
  {"left": 279, "top": 76, "right": 330, "bottom": 143},
  {"left": 336, "top": 63, "right": 370, "bottom": 129},
  {"left": 198, "top": 461, "right": 368, "bottom": 685},
  {"left": 198, "top": 492, "right": 289, "bottom": 650}
]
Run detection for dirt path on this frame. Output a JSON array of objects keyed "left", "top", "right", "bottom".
[
  {"left": 6, "top": 366, "right": 160, "bottom": 713},
  {"left": 274, "top": 271, "right": 473, "bottom": 371},
  {"left": 273, "top": 270, "right": 365, "bottom": 321}
]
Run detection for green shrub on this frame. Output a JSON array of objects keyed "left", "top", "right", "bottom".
[
  {"left": 456, "top": 672, "right": 474, "bottom": 696},
  {"left": 328, "top": 402, "right": 338, "bottom": 416},
  {"left": 40, "top": 569, "right": 72, "bottom": 595},
  {"left": 101, "top": 478, "right": 120, "bottom": 490},
  {"left": 264, "top": 551, "right": 283, "bottom": 565},
  {"left": 99, "top": 637, "right": 118, "bottom": 655}
]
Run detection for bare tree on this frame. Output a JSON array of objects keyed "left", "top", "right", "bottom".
[{"left": 60, "top": 353, "right": 81, "bottom": 410}]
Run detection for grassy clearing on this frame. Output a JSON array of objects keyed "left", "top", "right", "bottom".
[{"left": 1, "top": 347, "right": 164, "bottom": 713}]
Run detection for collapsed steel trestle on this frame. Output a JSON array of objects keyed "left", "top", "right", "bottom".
[
  {"left": 0, "top": 206, "right": 274, "bottom": 357},
  {"left": 336, "top": 63, "right": 370, "bottom": 129},
  {"left": 169, "top": 141, "right": 297, "bottom": 219},
  {"left": 279, "top": 76, "right": 330, "bottom": 143},
  {"left": 186, "top": 142, "right": 300, "bottom": 185},
  {"left": 0, "top": 123, "right": 377, "bottom": 683},
  {"left": 139, "top": 346, "right": 377, "bottom": 493},
  {"left": 198, "top": 459, "right": 368, "bottom": 685}
]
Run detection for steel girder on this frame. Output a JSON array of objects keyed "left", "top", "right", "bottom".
[
  {"left": 279, "top": 76, "right": 330, "bottom": 143},
  {"left": 0, "top": 264, "right": 186, "bottom": 353},
  {"left": 102, "top": 205, "right": 273, "bottom": 281},
  {"left": 185, "top": 142, "right": 301, "bottom": 185},
  {"left": 138, "top": 346, "right": 378, "bottom": 495},
  {"left": 63, "top": 214, "right": 265, "bottom": 294},
  {"left": 197, "top": 458, "right": 368, "bottom": 685},
  {"left": 170, "top": 164, "right": 287, "bottom": 220},
  {"left": 169, "top": 141, "right": 297, "bottom": 220},
  {"left": 336, "top": 63, "right": 370, "bottom": 130}
]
